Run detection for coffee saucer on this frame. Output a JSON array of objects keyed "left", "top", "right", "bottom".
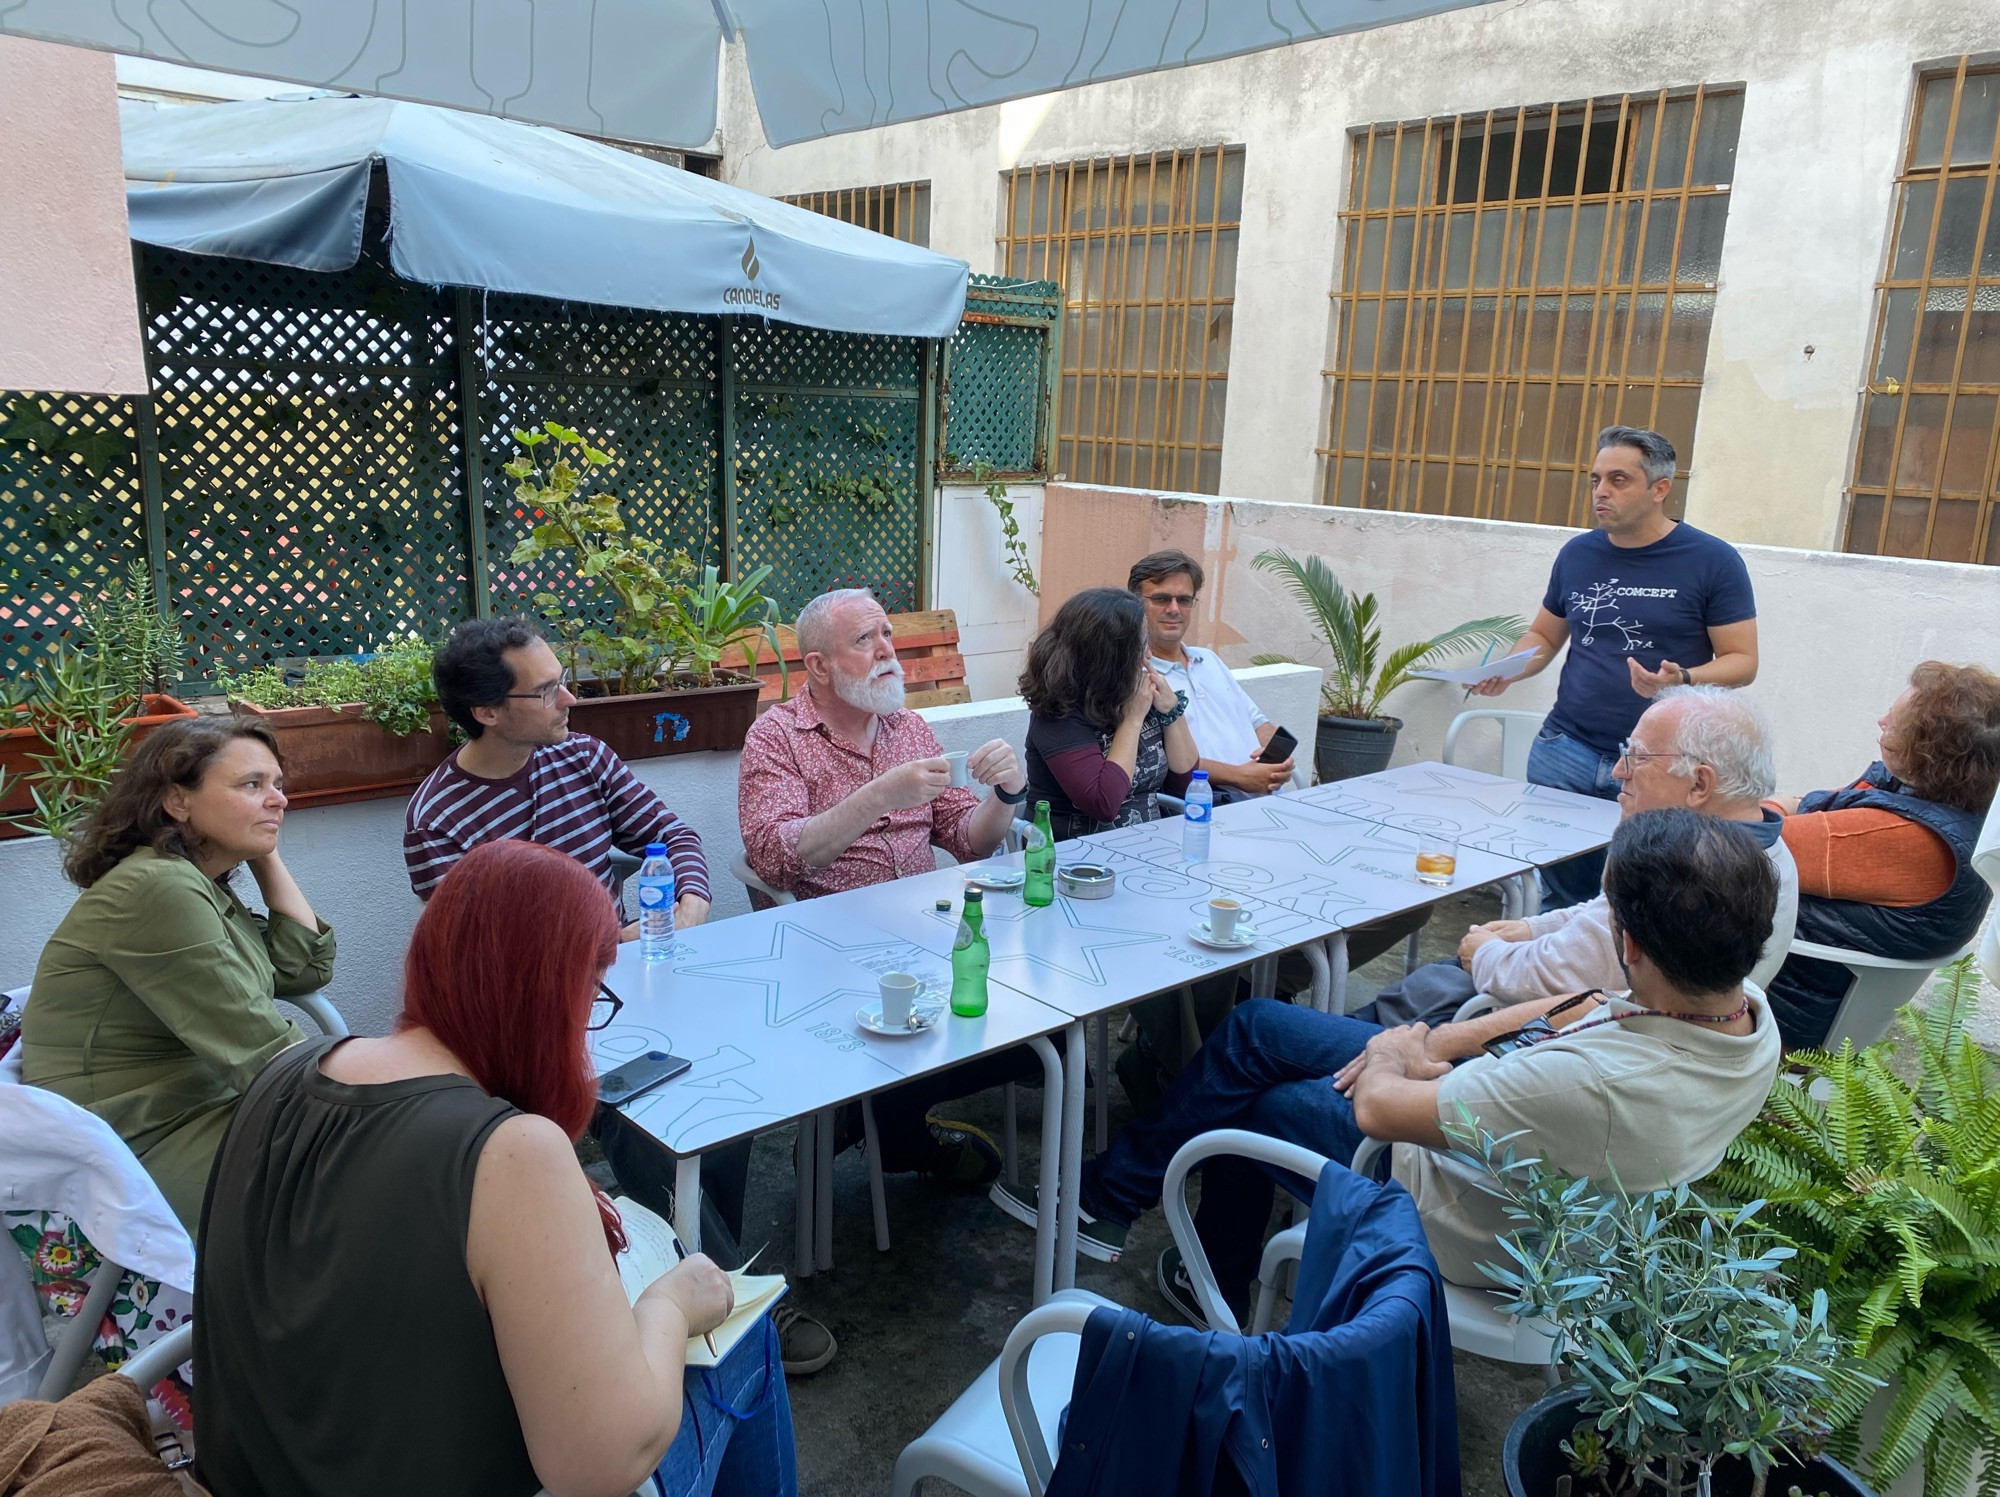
[
  {"left": 855, "top": 996, "right": 947, "bottom": 1035},
  {"left": 1188, "top": 920, "right": 1259, "bottom": 951}
]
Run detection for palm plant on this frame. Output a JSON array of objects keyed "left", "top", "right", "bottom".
[
  {"left": 1249, "top": 547, "right": 1523, "bottom": 721},
  {"left": 666, "top": 564, "right": 787, "bottom": 693},
  {"left": 1712, "top": 959, "right": 2000, "bottom": 1497}
]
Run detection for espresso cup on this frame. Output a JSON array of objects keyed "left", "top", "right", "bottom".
[
  {"left": 943, "top": 751, "right": 970, "bottom": 788},
  {"left": 879, "top": 972, "right": 919, "bottom": 1027},
  {"left": 1208, "top": 897, "right": 1242, "bottom": 942}
]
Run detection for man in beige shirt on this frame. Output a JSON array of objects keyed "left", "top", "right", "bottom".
[{"left": 1002, "top": 807, "right": 1782, "bottom": 1327}]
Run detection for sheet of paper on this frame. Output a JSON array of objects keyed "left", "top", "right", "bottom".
[
  {"left": 1408, "top": 648, "right": 1538, "bottom": 687},
  {"left": 613, "top": 1197, "right": 790, "bottom": 1366},
  {"left": 685, "top": 1273, "right": 789, "bottom": 1368}
]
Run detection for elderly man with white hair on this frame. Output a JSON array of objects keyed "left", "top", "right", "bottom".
[
  {"left": 737, "top": 586, "right": 1035, "bottom": 1198},
  {"left": 1364, "top": 684, "right": 1799, "bottom": 1026}
]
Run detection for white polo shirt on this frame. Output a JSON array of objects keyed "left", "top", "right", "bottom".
[{"left": 1149, "top": 646, "right": 1269, "bottom": 765}]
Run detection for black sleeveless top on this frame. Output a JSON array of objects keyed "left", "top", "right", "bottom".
[{"left": 193, "top": 1038, "right": 536, "bottom": 1497}]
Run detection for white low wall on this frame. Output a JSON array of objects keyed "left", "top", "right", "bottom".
[
  {"left": 932, "top": 480, "right": 1044, "bottom": 702},
  {"left": 0, "top": 663, "right": 1321, "bottom": 1036},
  {"left": 1038, "top": 482, "right": 2000, "bottom": 795}
]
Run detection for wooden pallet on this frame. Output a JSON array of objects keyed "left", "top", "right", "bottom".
[{"left": 721, "top": 608, "right": 970, "bottom": 710}]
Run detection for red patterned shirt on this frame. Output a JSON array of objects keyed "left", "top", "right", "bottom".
[
  {"left": 737, "top": 689, "right": 982, "bottom": 900},
  {"left": 403, "top": 732, "right": 709, "bottom": 904}
]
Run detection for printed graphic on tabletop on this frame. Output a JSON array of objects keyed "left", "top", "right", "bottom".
[{"left": 1294, "top": 763, "right": 1622, "bottom": 864}]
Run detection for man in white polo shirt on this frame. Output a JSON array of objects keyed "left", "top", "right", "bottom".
[{"left": 1129, "top": 550, "right": 1294, "bottom": 802}]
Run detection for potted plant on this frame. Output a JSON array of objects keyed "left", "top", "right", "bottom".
[
  {"left": 1249, "top": 547, "right": 1522, "bottom": 782},
  {"left": 504, "top": 422, "right": 783, "bottom": 760},
  {"left": 1713, "top": 962, "right": 1999, "bottom": 1497},
  {"left": 0, "top": 564, "right": 198, "bottom": 839},
  {"left": 217, "top": 635, "right": 454, "bottom": 807},
  {"left": 1449, "top": 1121, "right": 1878, "bottom": 1497}
]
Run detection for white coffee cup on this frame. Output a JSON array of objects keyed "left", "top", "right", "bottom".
[
  {"left": 1208, "top": 897, "right": 1242, "bottom": 942},
  {"left": 943, "top": 751, "right": 970, "bottom": 787},
  {"left": 879, "top": 972, "right": 919, "bottom": 1027}
]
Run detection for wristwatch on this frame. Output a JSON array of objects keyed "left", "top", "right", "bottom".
[
  {"left": 1677, "top": 665, "right": 1693, "bottom": 687},
  {"left": 994, "top": 783, "right": 1029, "bottom": 805}
]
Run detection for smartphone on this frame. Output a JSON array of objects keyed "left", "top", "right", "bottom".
[
  {"left": 1257, "top": 726, "right": 1299, "bottom": 765},
  {"left": 596, "top": 1050, "right": 691, "bottom": 1106}
]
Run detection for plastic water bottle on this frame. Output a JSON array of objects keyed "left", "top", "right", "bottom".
[
  {"left": 1181, "top": 770, "right": 1213, "bottom": 863},
  {"left": 636, "top": 842, "right": 676, "bottom": 963}
]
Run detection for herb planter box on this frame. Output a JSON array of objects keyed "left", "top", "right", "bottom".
[
  {"left": 1313, "top": 713, "right": 1401, "bottom": 783},
  {"left": 1505, "top": 1386, "right": 1874, "bottom": 1497},
  {"left": 0, "top": 693, "right": 199, "bottom": 832},
  {"left": 565, "top": 677, "right": 761, "bottom": 761},
  {"left": 228, "top": 701, "right": 453, "bottom": 808}
]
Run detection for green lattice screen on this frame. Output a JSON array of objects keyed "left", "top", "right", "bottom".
[
  {"left": 471, "top": 294, "right": 723, "bottom": 626},
  {"left": 0, "top": 393, "right": 147, "bottom": 678},
  {"left": 730, "top": 319, "right": 926, "bottom": 616},
  {"left": 141, "top": 241, "right": 469, "bottom": 679},
  {"left": 941, "top": 275, "right": 1060, "bottom": 479}
]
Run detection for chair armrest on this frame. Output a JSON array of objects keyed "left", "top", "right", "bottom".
[
  {"left": 116, "top": 1321, "right": 195, "bottom": 1389},
  {"left": 1451, "top": 992, "right": 1504, "bottom": 1024},
  {"left": 1350, "top": 1136, "right": 1389, "bottom": 1181},
  {"left": 729, "top": 850, "right": 795, "bottom": 906},
  {"left": 998, "top": 1291, "right": 1119, "bottom": 1497},
  {"left": 294, "top": 991, "right": 349, "bottom": 1038},
  {"left": 1163, "top": 1130, "right": 1332, "bottom": 1333},
  {"left": 1785, "top": 937, "right": 1976, "bottom": 971},
  {"left": 1155, "top": 793, "right": 1185, "bottom": 815}
]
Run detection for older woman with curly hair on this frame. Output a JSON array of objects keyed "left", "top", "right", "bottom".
[
  {"left": 21, "top": 717, "right": 334, "bottom": 1228},
  {"left": 1765, "top": 659, "right": 2000, "bottom": 1047}
]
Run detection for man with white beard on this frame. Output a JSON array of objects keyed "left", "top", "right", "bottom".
[{"left": 737, "top": 587, "right": 1035, "bottom": 1200}]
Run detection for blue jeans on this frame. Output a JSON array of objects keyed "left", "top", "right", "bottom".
[
  {"left": 1525, "top": 727, "right": 1621, "bottom": 909},
  {"left": 651, "top": 1317, "right": 797, "bottom": 1497},
  {"left": 1081, "top": 999, "right": 1380, "bottom": 1310}
]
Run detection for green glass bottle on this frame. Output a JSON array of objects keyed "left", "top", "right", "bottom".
[
  {"left": 949, "top": 887, "right": 990, "bottom": 1017},
  {"left": 1023, "top": 800, "right": 1056, "bottom": 908}
]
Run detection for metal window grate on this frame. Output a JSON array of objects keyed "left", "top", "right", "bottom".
[
  {"left": 783, "top": 182, "right": 932, "bottom": 246},
  {"left": 1844, "top": 60, "right": 2000, "bottom": 565},
  {"left": 1318, "top": 88, "right": 1743, "bottom": 526},
  {"left": 1000, "top": 146, "right": 1241, "bottom": 494}
]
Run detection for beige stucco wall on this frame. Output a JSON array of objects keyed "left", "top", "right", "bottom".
[
  {"left": 0, "top": 37, "right": 144, "bottom": 395},
  {"left": 719, "top": 0, "right": 2000, "bottom": 554},
  {"left": 1038, "top": 482, "right": 2000, "bottom": 796}
]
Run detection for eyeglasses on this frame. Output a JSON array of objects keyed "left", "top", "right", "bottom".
[
  {"left": 1616, "top": 739, "right": 1691, "bottom": 769},
  {"left": 1141, "top": 592, "right": 1197, "bottom": 609},
  {"left": 588, "top": 982, "right": 624, "bottom": 1031},
  {"left": 507, "top": 668, "right": 573, "bottom": 708}
]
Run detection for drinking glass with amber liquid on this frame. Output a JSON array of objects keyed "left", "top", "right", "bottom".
[{"left": 1414, "top": 832, "right": 1459, "bottom": 887}]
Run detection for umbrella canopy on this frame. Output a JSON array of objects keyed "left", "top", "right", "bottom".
[
  {"left": 120, "top": 95, "right": 969, "bottom": 339},
  {"left": 9, "top": 0, "right": 1494, "bottom": 150}
]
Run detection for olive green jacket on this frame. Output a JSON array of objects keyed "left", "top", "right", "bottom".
[{"left": 21, "top": 847, "right": 336, "bottom": 1229}]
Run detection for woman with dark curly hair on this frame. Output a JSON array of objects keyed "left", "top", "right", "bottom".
[
  {"left": 21, "top": 717, "right": 334, "bottom": 1227},
  {"left": 1764, "top": 659, "right": 2000, "bottom": 1047},
  {"left": 1018, "top": 587, "right": 1199, "bottom": 842}
]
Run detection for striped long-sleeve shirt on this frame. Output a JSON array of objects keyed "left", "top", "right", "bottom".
[{"left": 402, "top": 733, "right": 709, "bottom": 905}]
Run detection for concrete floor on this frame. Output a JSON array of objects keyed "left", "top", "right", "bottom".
[{"left": 735, "top": 884, "right": 1553, "bottom": 1497}]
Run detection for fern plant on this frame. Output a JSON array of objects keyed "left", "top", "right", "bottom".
[
  {"left": 1248, "top": 547, "right": 1523, "bottom": 721},
  {"left": 1712, "top": 960, "right": 2000, "bottom": 1497}
]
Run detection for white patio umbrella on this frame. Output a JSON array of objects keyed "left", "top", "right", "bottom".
[{"left": 7, "top": 0, "right": 1496, "bottom": 151}]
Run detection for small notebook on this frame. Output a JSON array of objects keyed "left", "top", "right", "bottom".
[{"left": 613, "top": 1199, "right": 789, "bottom": 1368}]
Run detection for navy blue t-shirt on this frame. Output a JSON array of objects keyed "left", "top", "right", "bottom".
[{"left": 1541, "top": 522, "right": 1756, "bottom": 753}]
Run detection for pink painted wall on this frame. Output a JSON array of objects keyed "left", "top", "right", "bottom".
[{"left": 0, "top": 36, "right": 145, "bottom": 394}]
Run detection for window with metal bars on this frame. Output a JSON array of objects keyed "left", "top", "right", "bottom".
[
  {"left": 1319, "top": 88, "right": 1743, "bottom": 526},
  {"left": 1845, "top": 62, "right": 2000, "bottom": 566},
  {"left": 1000, "top": 147, "right": 1241, "bottom": 493},
  {"left": 782, "top": 182, "right": 931, "bottom": 246}
]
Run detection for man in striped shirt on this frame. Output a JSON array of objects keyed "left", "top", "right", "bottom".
[{"left": 403, "top": 617, "right": 710, "bottom": 930}]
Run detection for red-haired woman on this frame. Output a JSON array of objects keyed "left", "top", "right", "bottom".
[
  {"left": 190, "top": 839, "right": 795, "bottom": 1497},
  {"left": 1765, "top": 660, "right": 2000, "bottom": 1047}
]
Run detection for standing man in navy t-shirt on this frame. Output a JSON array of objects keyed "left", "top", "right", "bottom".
[{"left": 1471, "top": 425, "right": 1759, "bottom": 907}]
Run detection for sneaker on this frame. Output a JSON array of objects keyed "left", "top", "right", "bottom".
[
  {"left": 920, "top": 1117, "right": 1003, "bottom": 1186},
  {"left": 774, "top": 1304, "right": 837, "bottom": 1376},
  {"left": 987, "top": 1180, "right": 1130, "bottom": 1263},
  {"left": 1155, "top": 1246, "right": 1211, "bottom": 1330}
]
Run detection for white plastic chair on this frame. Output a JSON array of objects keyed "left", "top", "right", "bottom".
[
  {"left": 1971, "top": 794, "right": 1999, "bottom": 988},
  {"left": 892, "top": 1130, "right": 1337, "bottom": 1497},
  {"left": 1784, "top": 935, "right": 1981, "bottom": 1050},
  {"left": 1442, "top": 709, "right": 1545, "bottom": 782}
]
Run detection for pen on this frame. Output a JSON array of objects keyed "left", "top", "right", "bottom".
[{"left": 670, "top": 1234, "right": 720, "bottom": 1358}]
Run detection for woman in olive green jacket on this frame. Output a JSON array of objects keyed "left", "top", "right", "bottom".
[{"left": 22, "top": 717, "right": 335, "bottom": 1229}]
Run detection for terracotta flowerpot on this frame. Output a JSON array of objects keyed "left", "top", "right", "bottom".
[
  {"left": 1504, "top": 1385, "right": 1875, "bottom": 1497},
  {"left": 564, "top": 676, "right": 762, "bottom": 761},
  {"left": 228, "top": 701, "right": 453, "bottom": 808},
  {"left": 0, "top": 693, "right": 199, "bottom": 834}
]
